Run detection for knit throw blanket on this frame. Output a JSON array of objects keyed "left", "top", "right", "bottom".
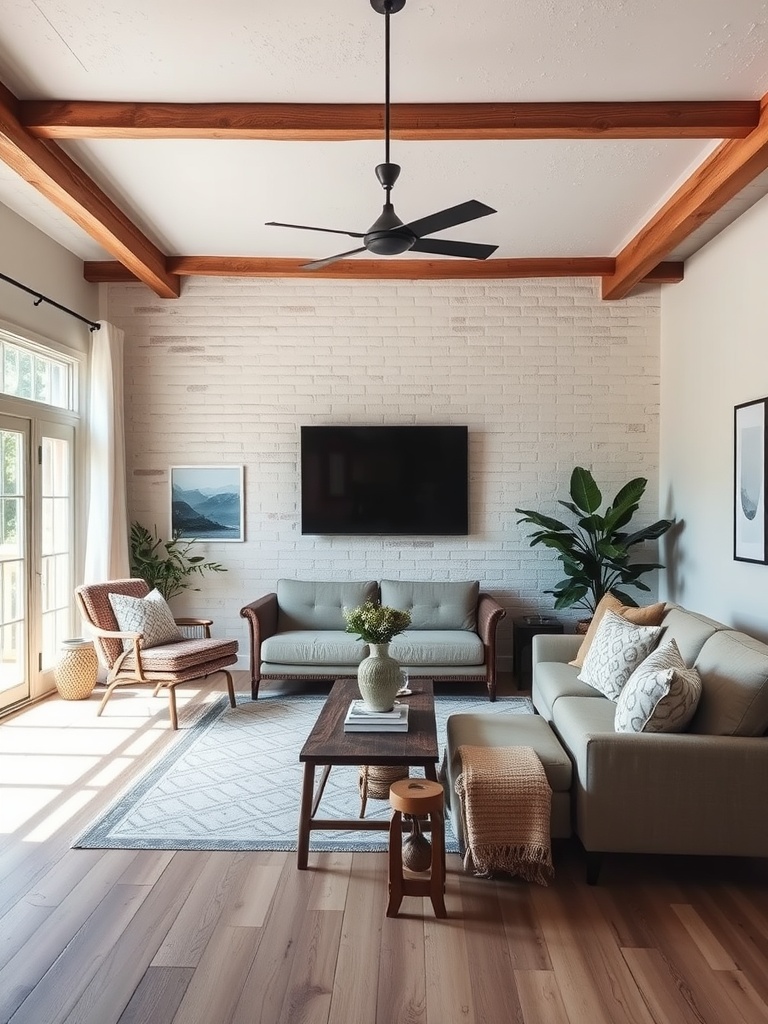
[{"left": 455, "top": 744, "right": 554, "bottom": 885}]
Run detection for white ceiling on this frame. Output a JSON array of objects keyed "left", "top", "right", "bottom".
[{"left": 1, "top": 0, "right": 768, "bottom": 270}]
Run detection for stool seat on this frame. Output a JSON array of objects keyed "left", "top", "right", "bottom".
[
  {"left": 387, "top": 778, "right": 447, "bottom": 919},
  {"left": 389, "top": 778, "right": 444, "bottom": 816}
]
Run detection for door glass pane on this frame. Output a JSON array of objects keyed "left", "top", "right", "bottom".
[
  {"left": 0, "top": 429, "right": 25, "bottom": 693},
  {"left": 40, "top": 436, "right": 72, "bottom": 670}
]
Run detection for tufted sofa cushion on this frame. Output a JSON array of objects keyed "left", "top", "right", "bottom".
[
  {"left": 380, "top": 579, "right": 479, "bottom": 630},
  {"left": 276, "top": 579, "right": 378, "bottom": 631}
]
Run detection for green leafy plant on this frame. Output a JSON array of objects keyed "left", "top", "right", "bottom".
[
  {"left": 129, "top": 522, "right": 227, "bottom": 602},
  {"left": 515, "top": 467, "right": 673, "bottom": 614},
  {"left": 344, "top": 601, "right": 411, "bottom": 644}
]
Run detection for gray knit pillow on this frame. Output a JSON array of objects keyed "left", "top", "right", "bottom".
[
  {"left": 577, "top": 609, "right": 663, "bottom": 701},
  {"left": 615, "top": 639, "right": 702, "bottom": 733},
  {"left": 108, "top": 588, "right": 182, "bottom": 650}
]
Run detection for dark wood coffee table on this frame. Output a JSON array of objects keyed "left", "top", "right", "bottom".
[{"left": 297, "top": 678, "right": 439, "bottom": 869}]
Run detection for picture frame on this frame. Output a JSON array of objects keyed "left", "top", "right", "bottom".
[
  {"left": 734, "top": 399, "right": 768, "bottom": 563},
  {"left": 170, "top": 465, "right": 244, "bottom": 542}
]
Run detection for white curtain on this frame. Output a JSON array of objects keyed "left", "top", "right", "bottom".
[{"left": 83, "top": 320, "right": 130, "bottom": 582}]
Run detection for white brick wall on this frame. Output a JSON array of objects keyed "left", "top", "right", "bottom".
[{"left": 106, "top": 275, "right": 661, "bottom": 669}]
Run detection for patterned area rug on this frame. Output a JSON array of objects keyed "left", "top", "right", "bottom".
[{"left": 74, "top": 692, "right": 534, "bottom": 853}]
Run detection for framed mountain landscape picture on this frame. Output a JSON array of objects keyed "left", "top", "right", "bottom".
[{"left": 170, "top": 465, "right": 245, "bottom": 542}]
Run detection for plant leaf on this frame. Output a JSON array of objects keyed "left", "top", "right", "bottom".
[
  {"left": 609, "top": 477, "right": 647, "bottom": 512},
  {"left": 622, "top": 520, "right": 674, "bottom": 547},
  {"left": 570, "top": 467, "right": 602, "bottom": 514},
  {"left": 515, "top": 509, "right": 572, "bottom": 533}
]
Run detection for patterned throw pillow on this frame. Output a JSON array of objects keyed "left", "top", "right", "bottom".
[
  {"left": 569, "top": 592, "right": 666, "bottom": 668},
  {"left": 615, "top": 639, "right": 702, "bottom": 733},
  {"left": 108, "top": 588, "right": 183, "bottom": 650},
  {"left": 577, "top": 609, "right": 663, "bottom": 701}
]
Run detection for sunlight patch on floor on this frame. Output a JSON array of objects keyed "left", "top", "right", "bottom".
[
  {"left": 1, "top": 787, "right": 64, "bottom": 833},
  {"left": 23, "top": 789, "right": 98, "bottom": 842},
  {"left": 0, "top": 753, "right": 102, "bottom": 785}
]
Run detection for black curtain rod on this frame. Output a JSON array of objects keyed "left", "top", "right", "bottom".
[{"left": 0, "top": 271, "right": 101, "bottom": 332}]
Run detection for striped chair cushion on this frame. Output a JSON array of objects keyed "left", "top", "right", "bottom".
[{"left": 121, "top": 636, "right": 239, "bottom": 673}]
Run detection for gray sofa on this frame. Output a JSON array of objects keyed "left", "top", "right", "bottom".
[
  {"left": 444, "top": 602, "right": 768, "bottom": 880},
  {"left": 240, "top": 578, "right": 506, "bottom": 700},
  {"left": 532, "top": 603, "right": 768, "bottom": 878}
]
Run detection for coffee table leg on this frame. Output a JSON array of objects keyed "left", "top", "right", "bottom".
[
  {"left": 386, "top": 809, "right": 404, "bottom": 917},
  {"left": 297, "top": 763, "right": 315, "bottom": 870}
]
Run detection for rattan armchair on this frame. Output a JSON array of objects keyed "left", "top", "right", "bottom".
[{"left": 75, "top": 578, "right": 238, "bottom": 729}]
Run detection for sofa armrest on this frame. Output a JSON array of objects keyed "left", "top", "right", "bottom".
[
  {"left": 239, "top": 594, "right": 279, "bottom": 698},
  {"left": 477, "top": 593, "right": 506, "bottom": 701},
  {"left": 574, "top": 730, "right": 768, "bottom": 857},
  {"left": 533, "top": 632, "right": 582, "bottom": 665}
]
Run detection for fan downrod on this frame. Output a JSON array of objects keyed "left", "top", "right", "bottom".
[{"left": 370, "top": 0, "right": 406, "bottom": 14}]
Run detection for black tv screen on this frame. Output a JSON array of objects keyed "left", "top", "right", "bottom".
[{"left": 301, "top": 425, "right": 469, "bottom": 535}]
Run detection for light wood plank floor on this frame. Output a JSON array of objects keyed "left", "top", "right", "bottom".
[{"left": 1, "top": 675, "right": 768, "bottom": 1024}]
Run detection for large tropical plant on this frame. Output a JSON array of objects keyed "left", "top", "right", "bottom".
[
  {"left": 129, "top": 522, "right": 227, "bottom": 602},
  {"left": 515, "top": 467, "right": 673, "bottom": 614}
]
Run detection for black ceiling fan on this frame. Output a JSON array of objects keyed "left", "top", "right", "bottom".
[{"left": 266, "top": 0, "right": 498, "bottom": 271}]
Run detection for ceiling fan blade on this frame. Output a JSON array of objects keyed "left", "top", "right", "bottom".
[
  {"left": 410, "top": 238, "right": 498, "bottom": 260},
  {"left": 403, "top": 200, "right": 496, "bottom": 239},
  {"left": 300, "top": 247, "right": 368, "bottom": 271},
  {"left": 266, "top": 221, "right": 365, "bottom": 239}
]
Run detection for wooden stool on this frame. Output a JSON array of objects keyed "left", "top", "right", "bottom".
[{"left": 387, "top": 778, "right": 447, "bottom": 919}]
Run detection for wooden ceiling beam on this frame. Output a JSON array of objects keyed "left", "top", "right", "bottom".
[
  {"left": 84, "top": 256, "right": 683, "bottom": 284},
  {"left": 0, "top": 89, "right": 179, "bottom": 298},
  {"left": 603, "top": 94, "right": 768, "bottom": 299},
  {"left": 22, "top": 100, "right": 758, "bottom": 141}
]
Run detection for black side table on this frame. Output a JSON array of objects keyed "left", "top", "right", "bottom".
[{"left": 512, "top": 616, "right": 564, "bottom": 687}]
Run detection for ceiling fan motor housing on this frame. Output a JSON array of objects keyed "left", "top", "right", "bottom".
[
  {"left": 370, "top": 0, "right": 406, "bottom": 14},
  {"left": 364, "top": 200, "right": 415, "bottom": 255}
]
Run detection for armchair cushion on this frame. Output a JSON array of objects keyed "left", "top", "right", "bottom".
[
  {"left": 108, "top": 588, "right": 183, "bottom": 649},
  {"left": 121, "top": 636, "right": 238, "bottom": 673}
]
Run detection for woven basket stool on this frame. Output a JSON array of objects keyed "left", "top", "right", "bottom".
[
  {"left": 54, "top": 638, "right": 99, "bottom": 701},
  {"left": 387, "top": 778, "right": 447, "bottom": 919},
  {"left": 358, "top": 764, "right": 409, "bottom": 818}
]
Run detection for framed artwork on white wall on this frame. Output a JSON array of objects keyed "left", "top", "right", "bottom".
[
  {"left": 170, "top": 465, "right": 244, "bottom": 542},
  {"left": 734, "top": 398, "right": 767, "bottom": 563}
]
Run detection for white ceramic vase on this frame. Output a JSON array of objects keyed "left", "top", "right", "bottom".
[{"left": 357, "top": 642, "right": 402, "bottom": 712}]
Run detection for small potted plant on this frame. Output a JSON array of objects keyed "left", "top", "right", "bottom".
[
  {"left": 515, "top": 467, "right": 673, "bottom": 623},
  {"left": 129, "top": 522, "right": 227, "bottom": 602},
  {"left": 345, "top": 601, "right": 411, "bottom": 711}
]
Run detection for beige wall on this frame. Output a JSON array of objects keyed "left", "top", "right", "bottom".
[
  {"left": 660, "top": 191, "right": 768, "bottom": 639},
  {"left": 106, "top": 275, "right": 662, "bottom": 663},
  {"left": 0, "top": 202, "right": 97, "bottom": 350}
]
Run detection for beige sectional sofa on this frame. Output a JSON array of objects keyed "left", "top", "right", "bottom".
[
  {"left": 444, "top": 602, "right": 768, "bottom": 880},
  {"left": 240, "top": 578, "right": 505, "bottom": 700},
  {"left": 532, "top": 603, "right": 768, "bottom": 879}
]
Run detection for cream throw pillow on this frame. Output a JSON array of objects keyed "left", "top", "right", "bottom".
[
  {"left": 108, "top": 588, "right": 183, "bottom": 650},
  {"left": 577, "top": 610, "right": 663, "bottom": 701},
  {"left": 569, "top": 593, "right": 666, "bottom": 668},
  {"left": 614, "top": 639, "right": 702, "bottom": 733}
]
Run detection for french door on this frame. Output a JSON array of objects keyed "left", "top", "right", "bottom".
[{"left": 0, "top": 413, "right": 74, "bottom": 712}]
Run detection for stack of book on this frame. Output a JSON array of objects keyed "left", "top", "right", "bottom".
[{"left": 343, "top": 700, "right": 409, "bottom": 732}]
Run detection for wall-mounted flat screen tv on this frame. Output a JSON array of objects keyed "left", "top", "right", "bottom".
[{"left": 301, "top": 425, "right": 469, "bottom": 536}]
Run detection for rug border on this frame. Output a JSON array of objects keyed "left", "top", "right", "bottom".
[{"left": 73, "top": 692, "right": 534, "bottom": 853}]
